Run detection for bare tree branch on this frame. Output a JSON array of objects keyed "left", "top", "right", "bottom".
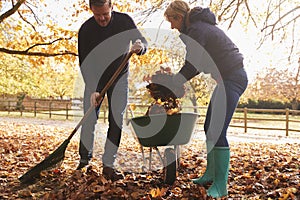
[
  {"left": 17, "top": 11, "right": 37, "bottom": 31},
  {"left": 15, "top": 0, "right": 42, "bottom": 31},
  {"left": 0, "top": 47, "right": 77, "bottom": 57},
  {"left": 288, "top": 19, "right": 295, "bottom": 61},
  {"left": 218, "top": 0, "right": 236, "bottom": 22},
  {"left": 258, "top": 14, "right": 300, "bottom": 50},
  {"left": 217, "top": 0, "right": 256, "bottom": 30},
  {"left": 244, "top": 0, "right": 258, "bottom": 28},
  {"left": 23, "top": 1, "right": 42, "bottom": 25},
  {"left": 261, "top": 6, "right": 300, "bottom": 35},
  {"left": 0, "top": 37, "right": 78, "bottom": 57},
  {"left": 0, "top": 0, "right": 26, "bottom": 23},
  {"left": 25, "top": 37, "right": 71, "bottom": 52},
  {"left": 227, "top": 0, "right": 241, "bottom": 29},
  {"left": 258, "top": 3, "right": 299, "bottom": 50}
]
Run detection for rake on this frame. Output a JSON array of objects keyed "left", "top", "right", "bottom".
[{"left": 19, "top": 51, "right": 134, "bottom": 183}]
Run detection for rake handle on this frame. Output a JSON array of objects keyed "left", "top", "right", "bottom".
[{"left": 67, "top": 51, "right": 134, "bottom": 141}]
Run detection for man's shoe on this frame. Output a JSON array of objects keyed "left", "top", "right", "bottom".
[
  {"left": 76, "top": 161, "right": 88, "bottom": 170},
  {"left": 102, "top": 166, "right": 123, "bottom": 181}
]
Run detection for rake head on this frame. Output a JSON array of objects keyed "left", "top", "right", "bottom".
[{"left": 19, "top": 139, "right": 70, "bottom": 184}]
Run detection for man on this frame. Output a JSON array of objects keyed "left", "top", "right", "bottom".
[
  {"left": 164, "top": 0, "right": 248, "bottom": 198},
  {"left": 78, "top": 0, "right": 147, "bottom": 181}
]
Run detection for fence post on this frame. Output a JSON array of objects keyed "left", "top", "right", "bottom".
[
  {"left": 8, "top": 101, "right": 10, "bottom": 114},
  {"left": 125, "top": 105, "right": 129, "bottom": 122},
  {"left": 244, "top": 107, "right": 248, "bottom": 133},
  {"left": 49, "top": 101, "right": 52, "bottom": 118},
  {"left": 285, "top": 108, "right": 289, "bottom": 136},
  {"left": 66, "top": 103, "right": 69, "bottom": 120},
  {"left": 103, "top": 110, "right": 107, "bottom": 123},
  {"left": 34, "top": 101, "right": 37, "bottom": 117}
]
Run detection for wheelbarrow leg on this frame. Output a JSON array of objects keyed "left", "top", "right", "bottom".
[
  {"left": 148, "top": 147, "right": 164, "bottom": 171},
  {"left": 149, "top": 147, "right": 152, "bottom": 170},
  {"left": 140, "top": 145, "right": 147, "bottom": 172},
  {"left": 154, "top": 147, "right": 164, "bottom": 166},
  {"left": 174, "top": 145, "right": 181, "bottom": 169}
]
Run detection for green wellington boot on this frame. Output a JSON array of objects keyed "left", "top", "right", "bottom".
[
  {"left": 207, "top": 147, "right": 230, "bottom": 198},
  {"left": 192, "top": 141, "right": 214, "bottom": 185}
]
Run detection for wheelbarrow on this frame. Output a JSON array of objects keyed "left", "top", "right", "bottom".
[{"left": 129, "top": 112, "right": 199, "bottom": 184}]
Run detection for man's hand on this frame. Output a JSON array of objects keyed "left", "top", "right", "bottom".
[
  {"left": 90, "top": 92, "right": 101, "bottom": 107},
  {"left": 131, "top": 39, "right": 144, "bottom": 54}
]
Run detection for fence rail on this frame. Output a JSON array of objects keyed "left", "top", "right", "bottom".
[
  {"left": 237, "top": 107, "right": 300, "bottom": 136},
  {"left": 0, "top": 100, "right": 299, "bottom": 136}
]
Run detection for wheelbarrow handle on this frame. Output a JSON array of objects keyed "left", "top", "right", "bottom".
[{"left": 67, "top": 50, "right": 134, "bottom": 141}]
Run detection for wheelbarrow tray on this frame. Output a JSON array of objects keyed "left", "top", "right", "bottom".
[{"left": 130, "top": 113, "right": 198, "bottom": 147}]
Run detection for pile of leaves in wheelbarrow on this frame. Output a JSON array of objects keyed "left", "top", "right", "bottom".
[
  {"left": 1, "top": 118, "right": 300, "bottom": 199},
  {"left": 143, "top": 66, "right": 186, "bottom": 115}
]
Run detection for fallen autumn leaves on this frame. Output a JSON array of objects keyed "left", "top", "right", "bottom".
[{"left": 0, "top": 118, "right": 299, "bottom": 199}]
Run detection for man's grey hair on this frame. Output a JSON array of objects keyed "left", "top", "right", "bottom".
[{"left": 89, "top": 0, "right": 112, "bottom": 8}]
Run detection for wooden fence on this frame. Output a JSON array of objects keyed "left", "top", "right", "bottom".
[
  {"left": 0, "top": 99, "right": 79, "bottom": 120},
  {"left": 0, "top": 100, "right": 300, "bottom": 136},
  {"left": 234, "top": 107, "right": 300, "bottom": 136}
]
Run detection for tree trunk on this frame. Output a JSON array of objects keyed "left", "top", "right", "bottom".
[
  {"left": 189, "top": 95, "right": 198, "bottom": 113},
  {"left": 291, "top": 98, "right": 299, "bottom": 110}
]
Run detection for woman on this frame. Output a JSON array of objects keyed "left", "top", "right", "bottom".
[{"left": 164, "top": 0, "right": 248, "bottom": 198}]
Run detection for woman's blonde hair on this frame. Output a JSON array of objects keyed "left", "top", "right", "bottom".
[{"left": 164, "top": 0, "right": 190, "bottom": 20}]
